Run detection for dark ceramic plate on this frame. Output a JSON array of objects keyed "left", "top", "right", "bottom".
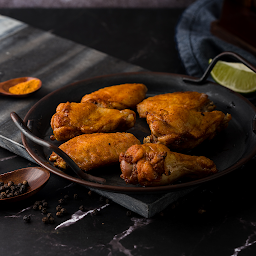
[{"left": 22, "top": 72, "right": 256, "bottom": 193}]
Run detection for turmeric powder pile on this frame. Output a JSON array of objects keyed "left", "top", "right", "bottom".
[{"left": 9, "top": 79, "right": 40, "bottom": 94}]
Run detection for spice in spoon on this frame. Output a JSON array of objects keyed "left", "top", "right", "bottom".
[{"left": 9, "top": 79, "right": 40, "bottom": 94}]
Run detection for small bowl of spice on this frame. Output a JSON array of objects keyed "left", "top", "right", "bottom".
[
  {"left": 0, "top": 167, "right": 50, "bottom": 203},
  {"left": 0, "top": 77, "right": 42, "bottom": 97}
]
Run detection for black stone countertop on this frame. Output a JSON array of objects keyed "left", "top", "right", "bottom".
[{"left": 0, "top": 8, "right": 256, "bottom": 256}]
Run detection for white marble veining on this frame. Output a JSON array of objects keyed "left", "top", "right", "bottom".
[
  {"left": 231, "top": 219, "right": 256, "bottom": 256},
  {"left": 55, "top": 204, "right": 110, "bottom": 230}
]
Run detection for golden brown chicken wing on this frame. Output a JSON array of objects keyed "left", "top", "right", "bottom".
[
  {"left": 144, "top": 106, "right": 231, "bottom": 151},
  {"left": 137, "top": 91, "right": 215, "bottom": 118},
  {"left": 49, "top": 132, "right": 140, "bottom": 171},
  {"left": 81, "top": 83, "right": 147, "bottom": 110},
  {"left": 51, "top": 102, "right": 136, "bottom": 141},
  {"left": 119, "top": 143, "right": 217, "bottom": 186}
]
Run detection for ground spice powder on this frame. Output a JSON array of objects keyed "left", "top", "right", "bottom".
[{"left": 9, "top": 79, "right": 40, "bottom": 94}]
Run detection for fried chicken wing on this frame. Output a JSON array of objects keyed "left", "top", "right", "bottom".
[
  {"left": 49, "top": 132, "right": 140, "bottom": 171},
  {"left": 137, "top": 91, "right": 215, "bottom": 118},
  {"left": 51, "top": 102, "right": 136, "bottom": 141},
  {"left": 120, "top": 143, "right": 217, "bottom": 186},
  {"left": 81, "top": 83, "right": 147, "bottom": 110},
  {"left": 144, "top": 106, "right": 231, "bottom": 151}
]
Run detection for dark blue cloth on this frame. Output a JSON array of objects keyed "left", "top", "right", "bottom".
[{"left": 175, "top": 0, "right": 256, "bottom": 79}]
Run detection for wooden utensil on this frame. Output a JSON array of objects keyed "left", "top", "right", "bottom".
[
  {"left": 0, "top": 167, "right": 50, "bottom": 202},
  {"left": 0, "top": 77, "right": 41, "bottom": 97}
]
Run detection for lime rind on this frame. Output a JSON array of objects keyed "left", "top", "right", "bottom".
[{"left": 210, "top": 60, "right": 256, "bottom": 94}]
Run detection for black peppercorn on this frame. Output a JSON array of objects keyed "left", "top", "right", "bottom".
[
  {"left": 33, "top": 204, "right": 38, "bottom": 210},
  {"left": 34, "top": 201, "right": 41, "bottom": 206},
  {"left": 0, "top": 182, "right": 3, "bottom": 186},
  {"left": 60, "top": 208, "right": 67, "bottom": 215},
  {"left": 7, "top": 192, "right": 14, "bottom": 198},
  {"left": 58, "top": 198, "right": 65, "bottom": 204},
  {"left": 1, "top": 192, "right": 6, "bottom": 198},
  {"left": 22, "top": 180, "right": 28, "bottom": 187},
  {"left": 14, "top": 191, "right": 19, "bottom": 197},
  {"left": 42, "top": 202, "right": 48, "bottom": 208},
  {"left": 7, "top": 181, "right": 14, "bottom": 187},
  {"left": 23, "top": 215, "right": 31, "bottom": 223},
  {"left": 56, "top": 205, "right": 62, "bottom": 212},
  {"left": 56, "top": 211, "right": 62, "bottom": 217},
  {"left": 42, "top": 217, "right": 49, "bottom": 224},
  {"left": 73, "top": 194, "right": 78, "bottom": 199},
  {"left": 105, "top": 199, "right": 110, "bottom": 204},
  {"left": 48, "top": 216, "right": 55, "bottom": 224},
  {"left": 126, "top": 211, "right": 132, "bottom": 216},
  {"left": 41, "top": 208, "right": 47, "bottom": 214},
  {"left": 47, "top": 213, "right": 52, "bottom": 218}
]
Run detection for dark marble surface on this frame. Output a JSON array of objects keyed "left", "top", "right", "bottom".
[{"left": 0, "top": 8, "right": 256, "bottom": 256}]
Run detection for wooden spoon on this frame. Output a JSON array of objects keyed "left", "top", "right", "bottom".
[
  {"left": 0, "top": 77, "right": 42, "bottom": 97},
  {"left": 0, "top": 167, "right": 50, "bottom": 202}
]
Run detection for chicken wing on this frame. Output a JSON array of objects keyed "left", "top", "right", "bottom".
[
  {"left": 81, "top": 83, "right": 147, "bottom": 110},
  {"left": 49, "top": 132, "right": 140, "bottom": 171},
  {"left": 51, "top": 102, "right": 136, "bottom": 141},
  {"left": 144, "top": 106, "right": 231, "bottom": 151},
  {"left": 119, "top": 143, "right": 217, "bottom": 186},
  {"left": 137, "top": 91, "right": 215, "bottom": 118}
]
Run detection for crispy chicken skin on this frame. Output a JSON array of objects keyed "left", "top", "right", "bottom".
[
  {"left": 51, "top": 102, "right": 136, "bottom": 141},
  {"left": 49, "top": 133, "right": 140, "bottom": 171},
  {"left": 81, "top": 83, "right": 147, "bottom": 110},
  {"left": 144, "top": 106, "right": 232, "bottom": 151},
  {"left": 119, "top": 143, "right": 217, "bottom": 186},
  {"left": 137, "top": 91, "right": 215, "bottom": 118}
]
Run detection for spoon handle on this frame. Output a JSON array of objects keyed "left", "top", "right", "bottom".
[{"left": 10, "top": 112, "right": 106, "bottom": 184}]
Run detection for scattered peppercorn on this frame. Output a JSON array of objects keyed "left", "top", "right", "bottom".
[
  {"left": 56, "top": 211, "right": 62, "bottom": 217},
  {"left": 126, "top": 211, "right": 132, "bottom": 216},
  {"left": 42, "top": 202, "right": 48, "bottom": 208},
  {"left": 99, "top": 196, "right": 104, "bottom": 202},
  {"left": 42, "top": 217, "right": 49, "bottom": 224},
  {"left": 33, "top": 204, "right": 38, "bottom": 210},
  {"left": 56, "top": 205, "right": 62, "bottom": 212},
  {"left": 105, "top": 199, "right": 110, "bottom": 204},
  {"left": 60, "top": 208, "right": 67, "bottom": 215},
  {"left": 73, "top": 194, "right": 78, "bottom": 199},
  {"left": 58, "top": 198, "right": 65, "bottom": 204},
  {"left": 47, "top": 213, "right": 52, "bottom": 218},
  {"left": 41, "top": 208, "right": 47, "bottom": 214},
  {"left": 48, "top": 216, "right": 55, "bottom": 224},
  {"left": 23, "top": 215, "right": 31, "bottom": 223}
]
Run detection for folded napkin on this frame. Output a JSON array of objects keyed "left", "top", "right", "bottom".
[{"left": 175, "top": 0, "right": 256, "bottom": 79}]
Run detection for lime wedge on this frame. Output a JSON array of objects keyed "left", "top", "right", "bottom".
[{"left": 210, "top": 59, "right": 256, "bottom": 94}]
